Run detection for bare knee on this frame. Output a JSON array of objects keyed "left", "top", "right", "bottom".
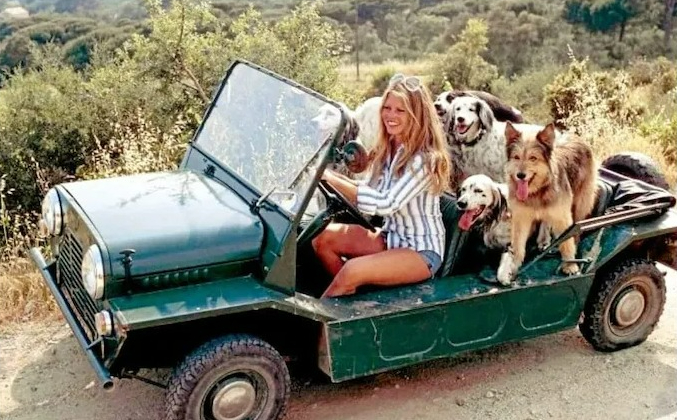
[
  {"left": 332, "top": 258, "right": 363, "bottom": 288},
  {"left": 312, "top": 229, "right": 335, "bottom": 253}
]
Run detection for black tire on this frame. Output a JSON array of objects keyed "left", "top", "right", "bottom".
[
  {"left": 164, "top": 334, "right": 291, "bottom": 420},
  {"left": 579, "top": 258, "right": 666, "bottom": 352},
  {"left": 602, "top": 152, "right": 670, "bottom": 190}
]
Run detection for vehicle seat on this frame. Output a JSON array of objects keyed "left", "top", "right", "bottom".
[
  {"left": 590, "top": 169, "right": 677, "bottom": 218},
  {"left": 435, "top": 192, "right": 471, "bottom": 278}
]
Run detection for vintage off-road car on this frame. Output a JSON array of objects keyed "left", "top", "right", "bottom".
[{"left": 31, "top": 60, "right": 677, "bottom": 420}]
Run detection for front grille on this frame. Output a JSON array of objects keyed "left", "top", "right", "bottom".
[{"left": 57, "top": 231, "right": 98, "bottom": 342}]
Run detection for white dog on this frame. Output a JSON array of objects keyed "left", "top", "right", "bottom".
[
  {"left": 448, "top": 96, "right": 566, "bottom": 183},
  {"left": 456, "top": 174, "right": 512, "bottom": 250},
  {"left": 353, "top": 96, "right": 381, "bottom": 151}
]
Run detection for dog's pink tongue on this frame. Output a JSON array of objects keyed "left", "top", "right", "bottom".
[
  {"left": 458, "top": 211, "right": 475, "bottom": 231},
  {"left": 516, "top": 180, "right": 529, "bottom": 201}
]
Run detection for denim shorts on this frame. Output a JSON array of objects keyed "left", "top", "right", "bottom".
[{"left": 418, "top": 250, "right": 442, "bottom": 277}]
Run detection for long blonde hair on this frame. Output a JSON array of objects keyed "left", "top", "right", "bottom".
[{"left": 368, "top": 78, "right": 452, "bottom": 194}]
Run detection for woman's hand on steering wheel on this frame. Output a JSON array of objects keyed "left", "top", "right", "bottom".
[{"left": 318, "top": 179, "right": 376, "bottom": 232}]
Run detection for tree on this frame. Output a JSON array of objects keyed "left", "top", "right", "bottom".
[
  {"left": 565, "top": 0, "right": 641, "bottom": 41},
  {"left": 664, "top": 0, "right": 676, "bottom": 49},
  {"left": 428, "top": 18, "right": 499, "bottom": 92}
]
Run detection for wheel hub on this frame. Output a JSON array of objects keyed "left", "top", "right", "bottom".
[
  {"left": 614, "top": 289, "right": 646, "bottom": 327},
  {"left": 211, "top": 380, "right": 257, "bottom": 420}
]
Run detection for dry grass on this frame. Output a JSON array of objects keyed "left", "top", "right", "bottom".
[
  {"left": 0, "top": 259, "right": 59, "bottom": 327},
  {"left": 338, "top": 59, "right": 433, "bottom": 96}
]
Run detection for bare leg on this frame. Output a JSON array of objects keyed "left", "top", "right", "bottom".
[
  {"left": 322, "top": 248, "right": 432, "bottom": 298},
  {"left": 312, "top": 223, "right": 385, "bottom": 277}
]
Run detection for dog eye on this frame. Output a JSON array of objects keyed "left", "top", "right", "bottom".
[
  {"left": 528, "top": 156, "right": 538, "bottom": 162},
  {"left": 512, "top": 155, "right": 520, "bottom": 160}
]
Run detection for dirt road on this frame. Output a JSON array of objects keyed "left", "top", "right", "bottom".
[{"left": 2, "top": 268, "right": 676, "bottom": 420}]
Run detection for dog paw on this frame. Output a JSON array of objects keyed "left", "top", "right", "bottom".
[
  {"left": 497, "top": 252, "right": 516, "bottom": 286},
  {"left": 561, "top": 262, "right": 580, "bottom": 276}
]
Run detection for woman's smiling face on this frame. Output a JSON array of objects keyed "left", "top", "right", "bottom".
[{"left": 381, "top": 93, "right": 410, "bottom": 141}]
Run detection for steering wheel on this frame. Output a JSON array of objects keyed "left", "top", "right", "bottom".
[
  {"left": 318, "top": 179, "right": 376, "bottom": 232},
  {"left": 297, "top": 179, "right": 377, "bottom": 249}
]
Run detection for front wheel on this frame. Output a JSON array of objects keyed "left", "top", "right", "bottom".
[
  {"left": 164, "top": 334, "right": 291, "bottom": 420},
  {"left": 579, "top": 259, "right": 666, "bottom": 352}
]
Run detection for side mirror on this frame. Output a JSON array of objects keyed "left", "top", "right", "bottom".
[{"left": 342, "top": 140, "right": 370, "bottom": 174}]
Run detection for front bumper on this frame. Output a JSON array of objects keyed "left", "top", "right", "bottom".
[{"left": 30, "top": 247, "right": 114, "bottom": 390}]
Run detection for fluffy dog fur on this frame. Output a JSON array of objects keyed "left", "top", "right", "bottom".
[
  {"left": 312, "top": 102, "right": 365, "bottom": 177},
  {"left": 313, "top": 102, "right": 360, "bottom": 149},
  {"left": 496, "top": 122, "right": 598, "bottom": 285},
  {"left": 434, "top": 90, "right": 524, "bottom": 131},
  {"left": 353, "top": 96, "right": 382, "bottom": 151},
  {"left": 456, "top": 174, "right": 512, "bottom": 250},
  {"left": 447, "top": 96, "right": 564, "bottom": 186}
]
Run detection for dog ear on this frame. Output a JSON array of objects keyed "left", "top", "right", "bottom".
[
  {"left": 449, "top": 90, "right": 467, "bottom": 103},
  {"left": 477, "top": 99, "right": 494, "bottom": 132},
  {"left": 536, "top": 122, "right": 557, "bottom": 150},
  {"left": 447, "top": 98, "right": 457, "bottom": 131},
  {"left": 491, "top": 182, "right": 503, "bottom": 209},
  {"left": 505, "top": 121, "right": 521, "bottom": 148}
]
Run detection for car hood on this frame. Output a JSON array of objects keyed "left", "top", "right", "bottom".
[{"left": 62, "top": 170, "right": 264, "bottom": 279}]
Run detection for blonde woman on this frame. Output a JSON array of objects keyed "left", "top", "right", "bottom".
[{"left": 313, "top": 73, "right": 452, "bottom": 297}]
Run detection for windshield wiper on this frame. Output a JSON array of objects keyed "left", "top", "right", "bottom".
[{"left": 251, "top": 188, "right": 276, "bottom": 213}]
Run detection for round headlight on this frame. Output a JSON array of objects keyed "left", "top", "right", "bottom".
[
  {"left": 41, "top": 189, "right": 63, "bottom": 236},
  {"left": 82, "top": 244, "right": 105, "bottom": 299}
]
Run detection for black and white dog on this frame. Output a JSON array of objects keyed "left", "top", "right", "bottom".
[
  {"left": 456, "top": 174, "right": 511, "bottom": 250},
  {"left": 456, "top": 174, "right": 550, "bottom": 259},
  {"left": 433, "top": 90, "right": 525, "bottom": 190},
  {"left": 448, "top": 96, "right": 566, "bottom": 183},
  {"left": 434, "top": 90, "right": 524, "bottom": 132}
]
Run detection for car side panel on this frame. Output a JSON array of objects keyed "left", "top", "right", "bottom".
[{"left": 320, "top": 272, "right": 593, "bottom": 382}]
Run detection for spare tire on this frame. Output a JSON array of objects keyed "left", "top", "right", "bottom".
[{"left": 602, "top": 152, "right": 670, "bottom": 190}]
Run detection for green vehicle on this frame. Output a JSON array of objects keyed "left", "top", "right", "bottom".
[{"left": 31, "top": 60, "right": 677, "bottom": 420}]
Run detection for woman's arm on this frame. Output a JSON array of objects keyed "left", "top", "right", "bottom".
[
  {"left": 321, "top": 170, "right": 359, "bottom": 203},
  {"left": 356, "top": 154, "right": 431, "bottom": 217}
]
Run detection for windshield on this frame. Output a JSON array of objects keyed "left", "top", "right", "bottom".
[{"left": 194, "top": 63, "right": 343, "bottom": 216}]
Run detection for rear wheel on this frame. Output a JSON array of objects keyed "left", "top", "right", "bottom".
[
  {"left": 601, "top": 152, "right": 670, "bottom": 190},
  {"left": 164, "top": 334, "right": 290, "bottom": 420},
  {"left": 580, "top": 259, "right": 666, "bottom": 352}
]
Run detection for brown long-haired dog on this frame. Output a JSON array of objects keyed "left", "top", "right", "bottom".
[{"left": 496, "top": 122, "right": 598, "bottom": 285}]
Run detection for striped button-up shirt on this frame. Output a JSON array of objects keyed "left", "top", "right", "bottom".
[{"left": 356, "top": 146, "right": 445, "bottom": 259}]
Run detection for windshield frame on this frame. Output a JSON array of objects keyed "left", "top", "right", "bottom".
[{"left": 182, "top": 59, "right": 348, "bottom": 226}]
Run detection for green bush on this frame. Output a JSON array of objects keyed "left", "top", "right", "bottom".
[
  {"left": 428, "top": 18, "right": 499, "bottom": 93},
  {"left": 638, "top": 114, "right": 677, "bottom": 165},
  {"left": 629, "top": 57, "right": 677, "bottom": 93},
  {"left": 0, "top": 0, "right": 348, "bottom": 220},
  {"left": 544, "top": 56, "right": 643, "bottom": 127},
  {"left": 490, "top": 63, "right": 564, "bottom": 124},
  {"left": 364, "top": 65, "right": 395, "bottom": 98}
]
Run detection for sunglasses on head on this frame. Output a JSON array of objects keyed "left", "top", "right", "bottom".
[{"left": 388, "top": 73, "right": 422, "bottom": 91}]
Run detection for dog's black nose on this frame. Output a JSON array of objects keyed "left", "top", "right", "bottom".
[
  {"left": 456, "top": 116, "right": 465, "bottom": 123},
  {"left": 457, "top": 200, "right": 467, "bottom": 209},
  {"left": 516, "top": 172, "right": 526, "bottom": 180},
  {"left": 434, "top": 103, "right": 442, "bottom": 111}
]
